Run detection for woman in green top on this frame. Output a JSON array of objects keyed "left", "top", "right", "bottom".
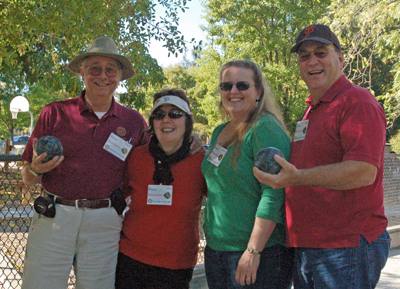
[{"left": 202, "top": 60, "right": 293, "bottom": 289}]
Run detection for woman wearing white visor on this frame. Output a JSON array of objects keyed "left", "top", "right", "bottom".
[{"left": 116, "top": 89, "right": 206, "bottom": 289}]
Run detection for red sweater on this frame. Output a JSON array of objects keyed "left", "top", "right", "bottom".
[{"left": 119, "top": 144, "right": 206, "bottom": 269}]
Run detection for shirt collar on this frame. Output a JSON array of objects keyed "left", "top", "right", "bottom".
[
  {"left": 306, "top": 75, "right": 352, "bottom": 106},
  {"left": 78, "top": 90, "right": 119, "bottom": 118}
]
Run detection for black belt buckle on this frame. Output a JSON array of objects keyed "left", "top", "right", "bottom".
[{"left": 110, "top": 188, "right": 126, "bottom": 215}]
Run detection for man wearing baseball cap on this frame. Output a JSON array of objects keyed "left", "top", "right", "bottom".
[
  {"left": 20, "top": 36, "right": 148, "bottom": 289},
  {"left": 254, "top": 24, "right": 390, "bottom": 288}
]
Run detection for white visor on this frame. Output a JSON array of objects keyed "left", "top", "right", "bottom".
[{"left": 150, "top": 95, "right": 192, "bottom": 115}]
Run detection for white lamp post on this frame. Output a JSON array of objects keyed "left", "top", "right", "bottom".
[{"left": 10, "top": 95, "right": 33, "bottom": 135}]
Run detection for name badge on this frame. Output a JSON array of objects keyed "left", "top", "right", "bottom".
[
  {"left": 207, "top": 144, "right": 227, "bottom": 167},
  {"left": 103, "top": 132, "right": 133, "bottom": 161},
  {"left": 147, "top": 185, "right": 173, "bottom": 206},
  {"left": 293, "top": 120, "right": 309, "bottom": 142}
]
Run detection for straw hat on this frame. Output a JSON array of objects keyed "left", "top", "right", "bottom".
[{"left": 67, "top": 36, "right": 134, "bottom": 80}]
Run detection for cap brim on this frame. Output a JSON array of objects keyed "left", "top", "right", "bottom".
[
  {"left": 67, "top": 52, "right": 135, "bottom": 80},
  {"left": 291, "top": 37, "right": 333, "bottom": 53}
]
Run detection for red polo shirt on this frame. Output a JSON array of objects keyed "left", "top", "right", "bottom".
[
  {"left": 286, "top": 75, "right": 388, "bottom": 248},
  {"left": 22, "top": 91, "right": 148, "bottom": 199}
]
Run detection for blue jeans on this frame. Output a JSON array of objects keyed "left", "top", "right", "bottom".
[
  {"left": 293, "top": 231, "right": 391, "bottom": 289},
  {"left": 204, "top": 245, "right": 294, "bottom": 289}
]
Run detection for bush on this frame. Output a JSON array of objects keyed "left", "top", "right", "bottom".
[{"left": 389, "top": 129, "right": 400, "bottom": 154}]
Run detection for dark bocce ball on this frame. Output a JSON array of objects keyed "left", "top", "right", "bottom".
[
  {"left": 35, "top": 135, "right": 63, "bottom": 162},
  {"left": 254, "top": 147, "right": 284, "bottom": 174}
]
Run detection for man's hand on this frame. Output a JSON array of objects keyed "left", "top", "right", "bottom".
[
  {"left": 22, "top": 152, "right": 63, "bottom": 185},
  {"left": 253, "top": 155, "right": 299, "bottom": 189},
  {"left": 22, "top": 139, "right": 64, "bottom": 185},
  {"left": 235, "top": 250, "right": 260, "bottom": 286},
  {"left": 255, "top": 156, "right": 378, "bottom": 190},
  {"left": 30, "top": 150, "right": 64, "bottom": 175}
]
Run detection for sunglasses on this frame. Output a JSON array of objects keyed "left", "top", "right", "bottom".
[
  {"left": 86, "top": 65, "right": 120, "bottom": 78},
  {"left": 298, "top": 50, "right": 329, "bottom": 62},
  {"left": 152, "top": 109, "right": 185, "bottom": 120},
  {"left": 219, "top": 81, "right": 251, "bottom": 92}
]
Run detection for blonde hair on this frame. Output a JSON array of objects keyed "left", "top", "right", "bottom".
[{"left": 219, "top": 60, "right": 287, "bottom": 160}]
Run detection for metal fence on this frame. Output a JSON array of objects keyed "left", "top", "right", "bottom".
[
  {"left": 1, "top": 155, "right": 32, "bottom": 289},
  {"left": 0, "top": 155, "right": 206, "bottom": 289}
]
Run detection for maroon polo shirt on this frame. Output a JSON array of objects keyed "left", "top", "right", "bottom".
[
  {"left": 286, "top": 75, "right": 388, "bottom": 248},
  {"left": 22, "top": 91, "right": 148, "bottom": 199}
]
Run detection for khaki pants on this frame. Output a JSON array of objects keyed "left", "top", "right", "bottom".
[{"left": 22, "top": 204, "right": 123, "bottom": 289}]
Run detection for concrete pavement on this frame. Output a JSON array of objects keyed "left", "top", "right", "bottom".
[{"left": 377, "top": 247, "right": 400, "bottom": 289}]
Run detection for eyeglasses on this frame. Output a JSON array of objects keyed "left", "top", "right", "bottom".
[
  {"left": 219, "top": 81, "right": 251, "bottom": 92},
  {"left": 298, "top": 50, "right": 329, "bottom": 62},
  {"left": 152, "top": 109, "right": 185, "bottom": 120},
  {"left": 86, "top": 65, "right": 120, "bottom": 78}
]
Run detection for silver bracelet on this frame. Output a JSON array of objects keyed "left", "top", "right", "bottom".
[
  {"left": 28, "top": 164, "right": 42, "bottom": 177},
  {"left": 246, "top": 247, "right": 261, "bottom": 255}
]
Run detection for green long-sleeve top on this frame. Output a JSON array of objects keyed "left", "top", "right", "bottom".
[{"left": 202, "top": 113, "right": 291, "bottom": 251}]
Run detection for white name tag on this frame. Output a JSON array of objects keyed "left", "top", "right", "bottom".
[
  {"left": 293, "top": 120, "right": 309, "bottom": 142},
  {"left": 103, "top": 132, "right": 133, "bottom": 161},
  {"left": 147, "top": 185, "right": 173, "bottom": 206},
  {"left": 207, "top": 144, "right": 228, "bottom": 167}
]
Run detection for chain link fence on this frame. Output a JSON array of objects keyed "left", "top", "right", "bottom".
[
  {"left": 0, "top": 154, "right": 206, "bottom": 289},
  {"left": 1, "top": 155, "right": 32, "bottom": 289}
]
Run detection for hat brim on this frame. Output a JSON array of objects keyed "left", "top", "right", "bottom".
[
  {"left": 291, "top": 37, "right": 333, "bottom": 53},
  {"left": 67, "top": 52, "right": 135, "bottom": 80}
]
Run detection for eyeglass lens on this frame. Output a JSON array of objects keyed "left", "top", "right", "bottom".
[
  {"left": 152, "top": 109, "right": 185, "bottom": 120},
  {"left": 87, "top": 66, "right": 119, "bottom": 77},
  {"left": 298, "top": 50, "right": 328, "bottom": 62},
  {"left": 219, "top": 81, "right": 251, "bottom": 91}
]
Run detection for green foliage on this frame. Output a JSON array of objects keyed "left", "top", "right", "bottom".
[
  {"left": 192, "top": 0, "right": 332, "bottom": 132},
  {"left": 324, "top": 0, "right": 400, "bottom": 133},
  {"left": 188, "top": 0, "right": 399, "bottom": 136},
  {"left": 189, "top": 48, "right": 223, "bottom": 138},
  {"left": 6, "top": 0, "right": 396, "bottom": 142},
  {"left": 389, "top": 129, "right": 400, "bottom": 154},
  {"left": 0, "top": 0, "right": 192, "bottom": 140}
]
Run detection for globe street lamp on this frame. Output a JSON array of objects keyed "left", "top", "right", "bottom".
[{"left": 9, "top": 95, "right": 33, "bottom": 135}]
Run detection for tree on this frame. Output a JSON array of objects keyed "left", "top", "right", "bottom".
[
  {"left": 0, "top": 0, "right": 193, "bottom": 140},
  {"left": 194, "top": 0, "right": 331, "bottom": 132},
  {"left": 324, "top": 0, "right": 400, "bottom": 136}
]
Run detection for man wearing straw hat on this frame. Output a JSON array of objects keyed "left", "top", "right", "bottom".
[{"left": 20, "top": 36, "right": 148, "bottom": 289}]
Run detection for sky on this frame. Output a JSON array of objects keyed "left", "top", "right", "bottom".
[{"left": 149, "top": 0, "right": 207, "bottom": 67}]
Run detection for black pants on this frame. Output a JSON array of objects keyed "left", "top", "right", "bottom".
[{"left": 115, "top": 253, "right": 194, "bottom": 289}]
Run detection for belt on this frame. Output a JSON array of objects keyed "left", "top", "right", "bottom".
[{"left": 50, "top": 195, "right": 111, "bottom": 209}]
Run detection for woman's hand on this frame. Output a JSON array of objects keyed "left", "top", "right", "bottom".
[
  {"left": 235, "top": 250, "right": 260, "bottom": 286},
  {"left": 189, "top": 134, "right": 204, "bottom": 154}
]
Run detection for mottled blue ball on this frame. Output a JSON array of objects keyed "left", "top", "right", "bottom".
[
  {"left": 254, "top": 147, "right": 284, "bottom": 174},
  {"left": 35, "top": 135, "right": 63, "bottom": 162}
]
